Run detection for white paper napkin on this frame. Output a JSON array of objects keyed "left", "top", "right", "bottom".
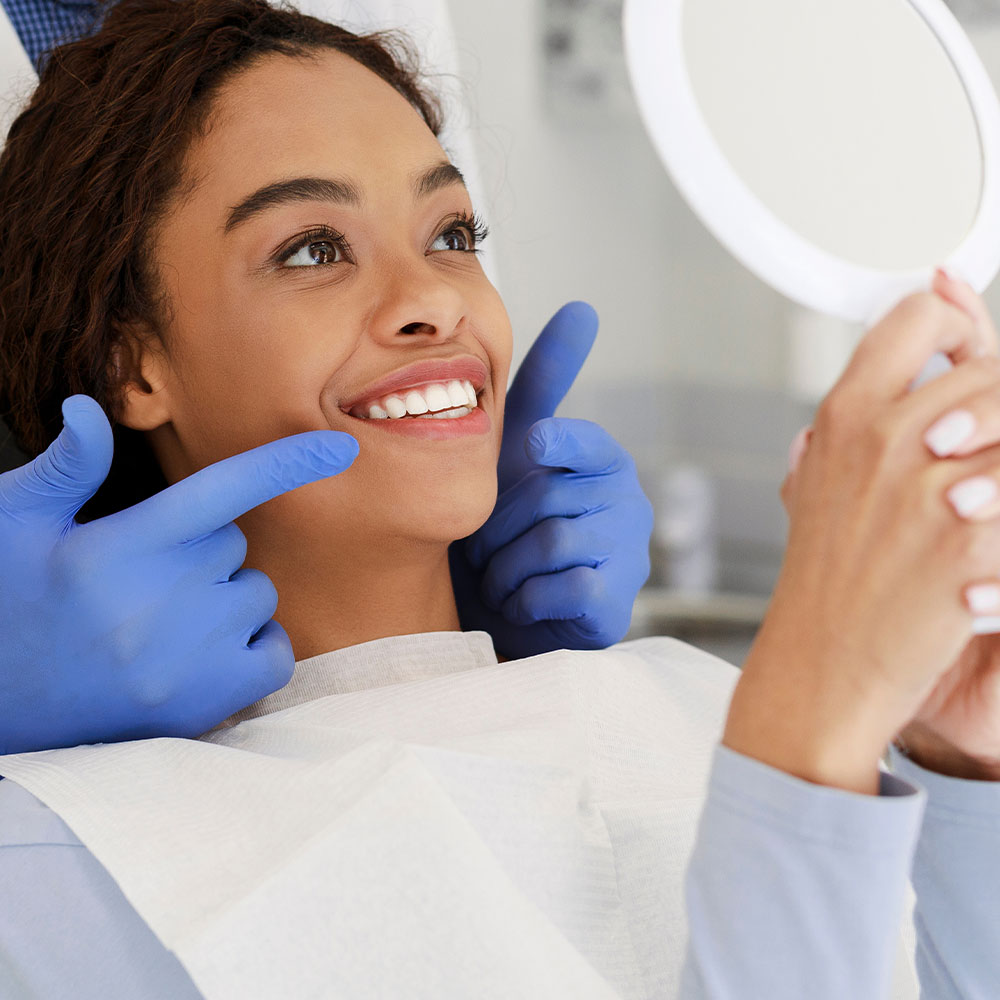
[{"left": 0, "top": 636, "right": 738, "bottom": 1000}]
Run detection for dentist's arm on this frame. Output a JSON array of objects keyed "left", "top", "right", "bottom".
[
  {"left": 0, "top": 395, "right": 358, "bottom": 753},
  {"left": 452, "top": 301, "right": 654, "bottom": 659}
]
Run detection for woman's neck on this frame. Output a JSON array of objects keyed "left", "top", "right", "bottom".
[{"left": 245, "top": 528, "right": 461, "bottom": 662}]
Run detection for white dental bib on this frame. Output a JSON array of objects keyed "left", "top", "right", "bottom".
[{"left": 0, "top": 631, "right": 737, "bottom": 1000}]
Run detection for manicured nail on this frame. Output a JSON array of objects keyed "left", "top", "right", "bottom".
[
  {"left": 925, "top": 410, "right": 976, "bottom": 457},
  {"left": 787, "top": 426, "right": 812, "bottom": 473},
  {"left": 966, "top": 583, "right": 1000, "bottom": 614},
  {"left": 948, "top": 476, "right": 998, "bottom": 518},
  {"left": 936, "top": 265, "right": 970, "bottom": 285}
]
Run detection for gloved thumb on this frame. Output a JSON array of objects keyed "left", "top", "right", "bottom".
[
  {"left": 499, "top": 301, "right": 598, "bottom": 490},
  {"left": 0, "top": 396, "right": 114, "bottom": 528}
]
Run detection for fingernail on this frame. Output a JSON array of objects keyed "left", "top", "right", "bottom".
[
  {"left": 925, "top": 410, "right": 976, "bottom": 457},
  {"left": 786, "top": 426, "right": 812, "bottom": 473},
  {"left": 948, "top": 476, "right": 998, "bottom": 518},
  {"left": 936, "top": 265, "right": 970, "bottom": 285},
  {"left": 966, "top": 583, "right": 1000, "bottom": 614}
]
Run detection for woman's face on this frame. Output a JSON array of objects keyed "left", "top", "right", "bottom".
[{"left": 132, "top": 49, "right": 512, "bottom": 550}]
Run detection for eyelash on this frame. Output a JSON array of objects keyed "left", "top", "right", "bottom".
[{"left": 273, "top": 211, "right": 491, "bottom": 268}]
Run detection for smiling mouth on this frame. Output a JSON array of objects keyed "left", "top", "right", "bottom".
[{"left": 346, "top": 379, "right": 480, "bottom": 421}]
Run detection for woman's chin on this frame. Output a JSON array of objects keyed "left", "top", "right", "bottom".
[{"left": 406, "top": 492, "right": 498, "bottom": 546}]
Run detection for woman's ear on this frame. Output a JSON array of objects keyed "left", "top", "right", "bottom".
[{"left": 113, "top": 333, "right": 174, "bottom": 431}]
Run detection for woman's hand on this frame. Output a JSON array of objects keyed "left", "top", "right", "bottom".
[
  {"left": 788, "top": 272, "right": 1000, "bottom": 783},
  {"left": 724, "top": 271, "right": 1000, "bottom": 794},
  {"left": 897, "top": 272, "right": 1000, "bottom": 780}
]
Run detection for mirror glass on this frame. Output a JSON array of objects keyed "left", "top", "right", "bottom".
[{"left": 682, "top": 0, "right": 983, "bottom": 271}]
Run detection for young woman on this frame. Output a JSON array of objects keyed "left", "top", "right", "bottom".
[
  {"left": 0, "top": 1, "right": 998, "bottom": 997},
  {"left": 0, "top": 0, "right": 655, "bottom": 757}
]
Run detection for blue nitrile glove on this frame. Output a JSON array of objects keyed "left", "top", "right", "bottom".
[
  {"left": 0, "top": 395, "right": 358, "bottom": 754},
  {"left": 451, "top": 301, "right": 654, "bottom": 658}
]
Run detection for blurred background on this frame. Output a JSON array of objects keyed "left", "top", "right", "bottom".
[{"left": 440, "top": 0, "right": 1000, "bottom": 662}]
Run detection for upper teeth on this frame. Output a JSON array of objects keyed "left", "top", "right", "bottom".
[{"left": 356, "top": 379, "right": 478, "bottom": 420}]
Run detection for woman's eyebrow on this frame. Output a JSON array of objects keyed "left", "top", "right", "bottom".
[
  {"left": 413, "top": 161, "right": 467, "bottom": 199},
  {"left": 224, "top": 177, "right": 361, "bottom": 233},
  {"left": 223, "top": 161, "right": 468, "bottom": 235}
]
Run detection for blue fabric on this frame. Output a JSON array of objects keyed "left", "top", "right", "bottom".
[
  {"left": 0, "top": 0, "right": 99, "bottom": 69},
  {"left": 889, "top": 747, "right": 1000, "bottom": 1000},
  {"left": 2, "top": 742, "right": 997, "bottom": 998},
  {"left": 682, "top": 746, "right": 925, "bottom": 999},
  {"left": 0, "top": 780, "right": 201, "bottom": 999}
]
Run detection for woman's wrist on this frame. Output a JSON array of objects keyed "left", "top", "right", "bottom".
[
  {"left": 723, "top": 671, "right": 884, "bottom": 795},
  {"left": 724, "top": 619, "right": 912, "bottom": 796}
]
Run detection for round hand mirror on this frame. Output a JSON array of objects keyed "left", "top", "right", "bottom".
[{"left": 623, "top": 0, "right": 1000, "bottom": 324}]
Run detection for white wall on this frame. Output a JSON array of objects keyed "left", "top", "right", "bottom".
[{"left": 444, "top": 0, "right": 789, "bottom": 393}]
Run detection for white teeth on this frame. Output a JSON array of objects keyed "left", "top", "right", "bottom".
[
  {"left": 417, "top": 406, "right": 472, "bottom": 420},
  {"left": 447, "top": 380, "right": 468, "bottom": 407},
  {"left": 384, "top": 396, "right": 407, "bottom": 419},
  {"left": 404, "top": 390, "right": 429, "bottom": 415},
  {"left": 423, "top": 384, "right": 452, "bottom": 412},
  {"left": 355, "top": 379, "right": 482, "bottom": 419}
]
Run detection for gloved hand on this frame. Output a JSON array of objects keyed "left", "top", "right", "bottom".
[
  {"left": 452, "top": 301, "right": 654, "bottom": 658},
  {"left": 0, "top": 395, "right": 358, "bottom": 754}
]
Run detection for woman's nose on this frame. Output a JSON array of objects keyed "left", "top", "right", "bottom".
[{"left": 368, "top": 257, "right": 467, "bottom": 343}]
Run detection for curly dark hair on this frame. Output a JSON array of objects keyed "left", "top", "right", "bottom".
[{"left": 0, "top": 0, "right": 442, "bottom": 518}]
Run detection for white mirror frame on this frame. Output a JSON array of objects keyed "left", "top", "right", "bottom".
[{"left": 623, "top": 0, "right": 1000, "bottom": 323}]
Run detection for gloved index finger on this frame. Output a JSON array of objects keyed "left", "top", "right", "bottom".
[{"left": 116, "top": 430, "right": 358, "bottom": 545}]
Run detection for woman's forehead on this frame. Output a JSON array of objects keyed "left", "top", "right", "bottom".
[{"left": 187, "top": 49, "right": 444, "bottom": 197}]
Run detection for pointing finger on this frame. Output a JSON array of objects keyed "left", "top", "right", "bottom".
[{"left": 116, "top": 430, "right": 358, "bottom": 545}]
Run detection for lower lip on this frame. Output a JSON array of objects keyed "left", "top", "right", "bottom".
[{"left": 347, "top": 405, "right": 491, "bottom": 439}]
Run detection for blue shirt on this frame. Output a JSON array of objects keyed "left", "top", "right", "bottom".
[{"left": 0, "top": 0, "right": 99, "bottom": 69}]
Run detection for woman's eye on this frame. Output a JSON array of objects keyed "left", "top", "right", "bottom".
[
  {"left": 283, "top": 239, "right": 344, "bottom": 267},
  {"left": 430, "top": 226, "right": 473, "bottom": 253}
]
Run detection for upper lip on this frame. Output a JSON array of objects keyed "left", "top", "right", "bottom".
[{"left": 339, "top": 356, "right": 490, "bottom": 411}]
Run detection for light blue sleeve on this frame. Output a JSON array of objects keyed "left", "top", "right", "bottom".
[
  {"left": 680, "top": 744, "right": 926, "bottom": 1000},
  {"left": 0, "top": 779, "right": 202, "bottom": 1000},
  {"left": 887, "top": 746, "right": 1000, "bottom": 1000}
]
